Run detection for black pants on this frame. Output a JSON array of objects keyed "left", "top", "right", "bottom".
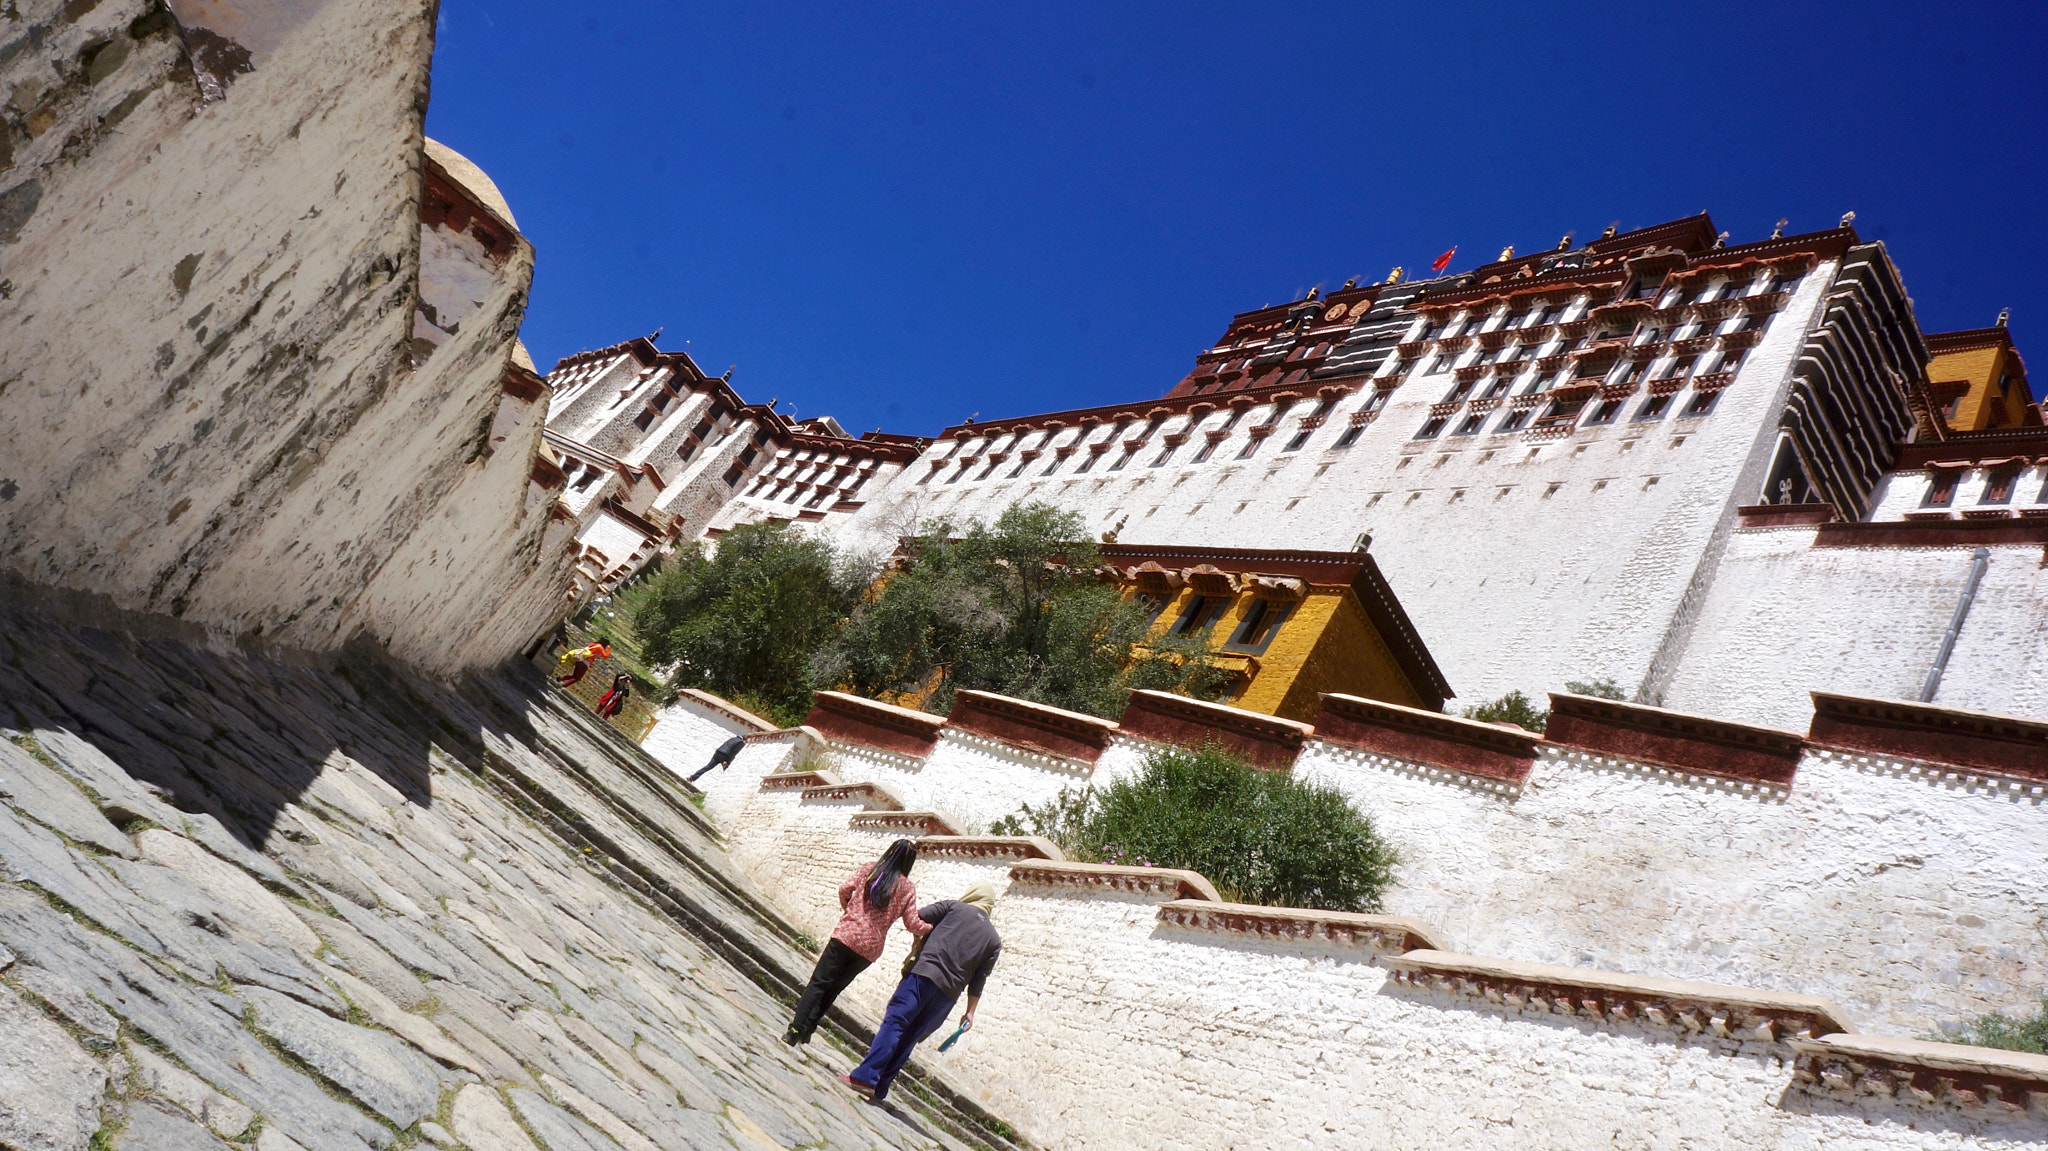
[
  {"left": 687, "top": 751, "right": 735, "bottom": 782},
  {"left": 786, "top": 939, "right": 871, "bottom": 1044}
]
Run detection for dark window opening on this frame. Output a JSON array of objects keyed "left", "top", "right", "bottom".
[
  {"left": 1454, "top": 413, "right": 1486, "bottom": 436},
  {"left": 1923, "top": 473, "right": 1957, "bottom": 508},
  {"left": 1585, "top": 399, "right": 1624, "bottom": 425},
  {"left": 1228, "top": 598, "right": 1291, "bottom": 648},
  {"left": 1983, "top": 467, "right": 2020, "bottom": 505},
  {"left": 1172, "top": 596, "right": 1226, "bottom": 636},
  {"left": 1416, "top": 416, "right": 1448, "bottom": 440},
  {"left": 1497, "top": 408, "right": 1531, "bottom": 432},
  {"left": 1334, "top": 425, "right": 1366, "bottom": 449},
  {"left": 1681, "top": 390, "right": 1719, "bottom": 417},
  {"left": 1635, "top": 394, "right": 1672, "bottom": 421}
]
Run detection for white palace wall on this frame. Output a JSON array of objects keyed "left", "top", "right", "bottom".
[
  {"left": 1297, "top": 739, "right": 2046, "bottom": 1037},
  {"left": 647, "top": 689, "right": 2048, "bottom": 1151},
  {"left": 1663, "top": 528, "right": 2048, "bottom": 729},
  {"left": 825, "top": 265, "right": 1834, "bottom": 713}
]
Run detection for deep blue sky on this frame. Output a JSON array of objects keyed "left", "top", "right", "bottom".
[{"left": 426, "top": 2, "right": 2046, "bottom": 437}]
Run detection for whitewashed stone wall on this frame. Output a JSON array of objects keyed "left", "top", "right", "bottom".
[
  {"left": 1663, "top": 529, "right": 2048, "bottom": 727},
  {"left": 1868, "top": 465, "right": 2048, "bottom": 520},
  {"left": 0, "top": 0, "right": 573, "bottom": 674},
  {"left": 647, "top": 690, "right": 2047, "bottom": 1149},
  {"left": 648, "top": 692, "right": 2047, "bottom": 1038},
  {"left": 932, "top": 886, "right": 2044, "bottom": 1151},
  {"left": 1296, "top": 740, "right": 2048, "bottom": 1037}
]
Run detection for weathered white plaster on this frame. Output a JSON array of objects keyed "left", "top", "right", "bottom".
[
  {"left": 1297, "top": 741, "right": 2048, "bottom": 1037},
  {"left": 0, "top": 0, "right": 571, "bottom": 673},
  {"left": 1663, "top": 529, "right": 2048, "bottom": 727},
  {"left": 650, "top": 691, "right": 2048, "bottom": 1039}
]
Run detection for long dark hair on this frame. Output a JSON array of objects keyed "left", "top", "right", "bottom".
[{"left": 865, "top": 839, "right": 918, "bottom": 910}]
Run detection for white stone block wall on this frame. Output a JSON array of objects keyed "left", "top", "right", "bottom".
[
  {"left": 928, "top": 885, "right": 2046, "bottom": 1151},
  {"left": 1296, "top": 741, "right": 2047, "bottom": 1037},
  {"left": 1663, "top": 529, "right": 2048, "bottom": 727}
]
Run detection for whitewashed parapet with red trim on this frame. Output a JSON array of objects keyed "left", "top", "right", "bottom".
[
  {"left": 801, "top": 781, "right": 905, "bottom": 811},
  {"left": 1384, "top": 950, "right": 1851, "bottom": 1044},
  {"left": 1156, "top": 899, "right": 1444, "bottom": 953},
  {"left": 760, "top": 769, "right": 837, "bottom": 791},
  {"left": 914, "top": 835, "right": 1064, "bottom": 861},
  {"left": 1007, "top": 859, "right": 1220, "bottom": 902},
  {"left": 1791, "top": 1034, "right": 2048, "bottom": 1119},
  {"left": 679, "top": 688, "right": 779, "bottom": 733},
  {"left": 849, "top": 810, "right": 968, "bottom": 836}
]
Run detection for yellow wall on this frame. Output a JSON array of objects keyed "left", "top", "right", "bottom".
[
  {"left": 1137, "top": 584, "right": 1425, "bottom": 722},
  {"left": 1933, "top": 344, "right": 2031, "bottom": 431}
]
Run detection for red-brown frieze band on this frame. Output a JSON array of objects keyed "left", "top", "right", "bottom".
[
  {"left": 1544, "top": 693, "right": 1805, "bottom": 786},
  {"left": 1806, "top": 692, "right": 2048, "bottom": 783},
  {"left": 1313, "top": 693, "right": 1540, "bottom": 785},
  {"left": 802, "top": 691, "right": 946, "bottom": 759},
  {"left": 1116, "top": 689, "right": 1312, "bottom": 770},
  {"left": 946, "top": 690, "right": 1117, "bottom": 764}
]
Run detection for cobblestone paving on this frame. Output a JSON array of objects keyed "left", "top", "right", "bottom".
[{"left": 0, "top": 596, "right": 1023, "bottom": 1151}]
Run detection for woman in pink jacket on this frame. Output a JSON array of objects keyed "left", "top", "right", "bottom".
[{"left": 784, "top": 839, "right": 932, "bottom": 1046}]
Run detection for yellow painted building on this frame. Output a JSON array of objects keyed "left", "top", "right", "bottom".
[
  {"left": 1103, "top": 544, "right": 1452, "bottom": 723},
  {"left": 1925, "top": 322, "right": 2037, "bottom": 432}
]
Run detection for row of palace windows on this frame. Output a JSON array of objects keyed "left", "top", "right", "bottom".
[
  {"left": 1417, "top": 311, "right": 1768, "bottom": 379},
  {"left": 922, "top": 391, "right": 1394, "bottom": 486},
  {"left": 1435, "top": 348, "right": 1746, "bottom": 409},
  {"left": 1130, "top": 590, "right": 1295, "bottom": 655},
  {"left": 1922, "top": 466, "right": 2048, "bottom": 508},
  {"left": 1407, "top": 270, "right": 1799, "bottom": 344},
  {"left": 1416, "top": 385, "right": 1723, "bottom": 441}
]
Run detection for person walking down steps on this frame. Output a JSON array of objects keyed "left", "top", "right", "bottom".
[
  {"left": 841, "top": 881, "right": 1002, "bottom": 1104},
  {"left": 687, "top": 732, "right": 765, "bottom": 782},
  {"left": 594, "top": 673, "right": 632, "bottom": 719},
  {"left": 784, "top": 839, "right": 930, "bottom": 1046}
]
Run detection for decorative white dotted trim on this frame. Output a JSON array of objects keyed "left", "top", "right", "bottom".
[
  {"left": 1303, "top": 739, "right": 1523, "bottom": 798},
  {"left": 824, "top": 739, "right": 926, "bottom": 774},
  {"left": 1542, "top": 748, "right": 1791, "bottom": 802},
  {"left": 1805, "top": 747, "right": 2048, "bottom": 800},
  {"left": 935, "top": 728, "right": 1096, "bottom": 778}
]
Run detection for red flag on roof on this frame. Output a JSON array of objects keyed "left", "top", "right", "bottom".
[{"left": 1431, "top": 246, "right": 1457, "bottom": 273}]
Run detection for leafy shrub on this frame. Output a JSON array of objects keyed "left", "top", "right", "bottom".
[
  {"left": 1462, "top": 690, "right": 1548, "bottom": 733},
  {"left": 1950, "top": 998, "right": 2048, "bottom": 1054},
  {"left": 631, "top": 522, "right": 865, "bottom": 720},
  {"left": 823, "top": 502, "right": 1226, "bottom": 718},
  {"left": 990, "top": 743, "right": 1398, "bottom": 912},
  {"left": 1564, "top": 677, "right": 1627, "bottom": 701}
]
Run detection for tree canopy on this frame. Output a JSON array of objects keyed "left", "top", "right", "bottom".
[
  {"left": 629, "top": 503, "right": 1226, "bottom": 723},
  {"left": 631, "top": 521, "right": 866, "bottom": 724}
]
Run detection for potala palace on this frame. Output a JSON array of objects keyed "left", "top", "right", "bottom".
[{"left": 0, "top": 0, "right": 2042, "bottom": 1148}]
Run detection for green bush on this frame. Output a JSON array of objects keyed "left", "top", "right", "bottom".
[
  {"left": 631, "top": 522, "right": 865, "bottom": 720},
  {"left": 990, "top": 743, "right": 1398, "bottom": 912},
  {"left": 824, "top": 502, "right": 1226, "bottom": 718},
  {"left": 1563, "top": 677, "right": 1627, "bottom": 701},
  {"left": 1949, "top": 998, "right": 2048, "bottom": 1054},
  {"left": 1462, "top": 690, "right": 1548, "bottom": 733}
]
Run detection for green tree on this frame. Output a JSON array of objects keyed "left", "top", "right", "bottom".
[
  {"left": 630, "top": 521, "right": 864, "bottom": 724},
  {"left": 1463, "top": 690, "right": 1548, "bottom": 733},
  {"left": 1949, "top": 998, "right": 2048, "bottom": 1055},
  {"left": 1564, "top": 677, "right": 1627, "bottom": 700},
  {"left": 823, "top": 502, "right": 1225, "bottom": 718},
  {"left": 990, "top": 743, "right": 1399, "bottom": 912}
]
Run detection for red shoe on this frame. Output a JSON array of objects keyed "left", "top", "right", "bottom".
[{"left": 839, "top": 1074, "right": 875, "bottom": 1097}]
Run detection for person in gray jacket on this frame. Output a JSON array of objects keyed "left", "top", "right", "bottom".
[{"left": 840, "top": 881, "right": 1001, "bottom": 1103}]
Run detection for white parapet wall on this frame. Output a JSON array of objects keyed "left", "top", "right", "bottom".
[{"left": 645, "top": 684, "right": 2048, "bottom": 1036}]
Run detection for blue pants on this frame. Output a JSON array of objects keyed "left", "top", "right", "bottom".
[{"left": 851, "top": 974, "right": 956, "bottom": 1101}]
